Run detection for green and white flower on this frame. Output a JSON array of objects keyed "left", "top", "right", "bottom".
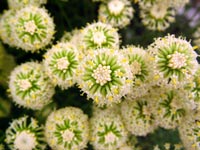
[
  {"left": 5, "top": 116, "right": 46, "bottom": 150},
  {"left": 0, "top": 9, "right": 16, "bottom": 46},
  {"left": 121, "top": 96, "right": 157, "bottom": 136},
  {"left": 8, "top": 0, "right": 47, "bottom": 9},
  {"left": 45, "top": 107, "right": 89, "bottom": 150},
  {"left": 139, "top": 0, "right": 175, "bottom": 31},
  {"left": 43, "top": 42, "right": 79, "bottom": 89},
  {"left": 9, "top": 62, "right": 55, "bottom": 110},
  {"left": 148, "top": 35, "right": 199, "bottom": 89},
  {"left": 90, "top": 106, "right": 128, "bottom": 150},
  {"left": 179, "top": 112, "right": 200, "bottom": 150},
  {"left": 153, "top": 88, "right": 189, "bottom": 129},
  {"left": 11, "top": 6, "right": 55, "bottom": 52},
  {"left": 81, "top": 22, "right": 120, "bottom": 52},
  {"left": 122, "top": 46, "right": 154, "bottom": 98},
  {"left": 184, "top": 66, "right": 200, "bottom": 110},
  {"left": 98, "top": 0, "right": 134, "bottom": 28},
  {"left": 76, "top": 48, "right": 132, "bottom": 106}
]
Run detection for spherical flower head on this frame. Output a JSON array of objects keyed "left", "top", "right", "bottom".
[
  {"left": 90, "top": 107, "right": 128, "bottom": 150},
  {"left": 11, "top": 6, "right": 55, "bottom": 52},
  {"left": 76, "top": 48, "right": 132, "bottom": 107},
  {"left": 193, "top": 27, "right": 200, "bottom": 50},
  {"left": 122, "top": 46, "right": 154, "bottom": 98},
  {"left": 98, "top": 0, "right": 134, "bottom": 28},
  {"left": 45, "top": 107, "right": 89, "bottom": 150},
  {"left": 148, "top": 35, "right": 199, "bottom": 89},
  {"left": 184, "top": 66, "right": 200, "bottom": 110},
  {"left": 9, "top": 62, "right": 55, "bottom": 110},
  {"left": 139, "top": 0, "right": 175, "bottom": 31},
  {"left": 8, "top": 0, "right": 47, "bottom": 9},
  {"left": 179, "top": 112, "right": 200, "bottom": 150},
  {"left": 5, "top": 116, "right": 46, "bottom": 150},
  {"left": 153, "top": 88, "right": 189, "bottom": 129},
  {"left": 121, "top": 96, "right": 157, "bottom": 136},
  {"left": 81, "top": 22, "right": 120, "bottom": 52},
  {"left": 0, "top": 9, "right": 16, "bottom": 46},
  {"left": 43, "top": 42, "right": 79, "bottom": 89}
]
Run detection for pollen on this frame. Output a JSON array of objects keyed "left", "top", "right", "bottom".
[{"left": 92, "top": 64, "right": 112, "bottom": 86}]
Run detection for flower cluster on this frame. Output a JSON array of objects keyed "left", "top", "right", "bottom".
[
  {"left": 0, "top": 1, "right": 200, "bottom": 150},
  {"left": 121, "top": 96, "right": 157, "bottom": 136},
  {"left": 80, "top": 22, "right": 120, "bottom": 52},
  {"left": 45, "top": 107, "right": 89, "bottom": 150},
  {"left": 8, "top": 62, "right": 55, "bottom": 110},
  {"left": 43, "top": 42, "right": 79, "bottom": 90},
  {"left": 90, "top": 106, "right": 128, "bottom": 150},
  {"left": 179, "top": 112, "right": 200, "bottom": 150},
  {"left": 139, "top": 0, "right": 175, "bottom": 31},
  {"left": 5, "top": 116, "right": 46, "bottom": 150},
  {"left": 0, "top": 6, "right": 55, "bottom": 52},
  {"left": 148, "top": 35, "right": 199, "bottom": 89},
  {"left": 98, "top": 0, "right": 134, "bottom": 28},
  {"left": 76, "top": 48, "right": 132, "bottom": 106}
]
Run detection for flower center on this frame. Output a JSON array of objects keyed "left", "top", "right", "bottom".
[
  {"left": 142, "top": 105, "right": 150, "bottom": 116},
  {"left": 57, "top": 58, "right": 69, "bottom": 70},
  {"left": 131, "top": 61, "right": 142, "bottom": 75},
  {"left": 108, "top": 0, "right": 125, "bottom": 15},
  {"left": 168, "top": 52, "right": 187, "bottom": 69},
  {"left": 24, "top": 20, "right": 37, "bottom": 35},
  {"left": 92, "top": 64, "right": 112, "bottom": 86},
  {"left": 92, "top": 31, "right": 106, "bottom": 45},
  {"left": 18, "top": 79, "right": 32, "bottom": 91},
  {"left": 14, "top": 131, "right": 36, "bottom": 150},
  {"left": 61, "top": 130, "right": 75, "bottom": 142},
  {"left": 150, "top": 4, "right": 168, "bottom": 19},
  {"left": 104, "top": 132, "right": 116, "bottom": 144},
  {"left": 170, "top": 98, "right": 180, "bottom": 109}
]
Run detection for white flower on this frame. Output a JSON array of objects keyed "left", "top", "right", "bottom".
[
  {"left": 121, "top": 96, "right": 157, "bottom": 136},
  {"left": 45, "top": 107, "right": 89, "bottom": 150},
  {"left": 11, "top": 6, "right": 55, "bottom": 52},
  {"left": 147, "top": 34, "right": 199, "bottom": 89},
  {"left": 139, "top": 0, "right": 175, "bottom": 31},
  {"left": 0, "top": 10, "right": 16, "bottom": 46},
  {"left": 90, "top": 106, "right": 128, "bottom": 150},
  {"left": 98, "top": 0, "right": 134, "bottom": 28},
  {"left": 81, "top": 22, "right": 120, "bottom": 52},
  {"left": 9, "top": 62, "right": 55, "bottom": 110},
  {"left": 76, "top": 48, "right": 132, "bottom": 106},
  {"left": 43, "top": 42, "right": 79, "bottom": 89},
  {"left": 5, "top": 116, "right": 46, "bottom": 150}
]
